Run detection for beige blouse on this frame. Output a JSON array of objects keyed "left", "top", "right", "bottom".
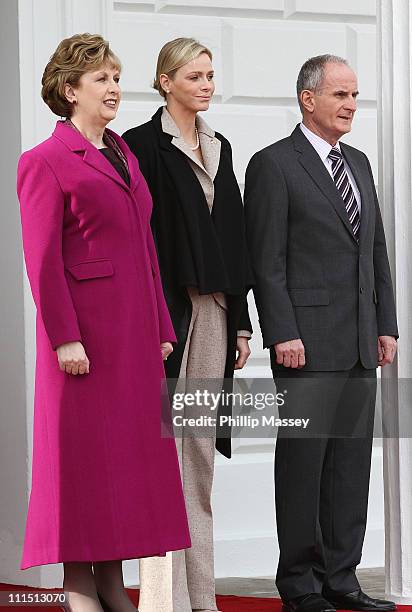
[{"left": 161, "top": 107, "right": 251, "bottom": 339}]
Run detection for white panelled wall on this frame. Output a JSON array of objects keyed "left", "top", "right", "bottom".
[{"left": 3, "top": 0, "right": 384, "bottom": 588}]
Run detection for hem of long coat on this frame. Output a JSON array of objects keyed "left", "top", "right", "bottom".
[{"left": 20, "top": 539, "right": 191, "bottom": 570}]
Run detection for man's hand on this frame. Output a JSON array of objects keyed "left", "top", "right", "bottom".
[
  {"left": 161, "top": 342, "right": 173, "bottom": 361},
  {"left": 378, "top": 336, "right": 397, "bottom": 367},
  {"left": 275, "top": 338, "right": 306, "bottom": 369},
  {"left": 235, "top": 337, "right": 251, "bottom": 370},
  {"left": 57, "top": 341, "right": 90, "bottom": 375}
]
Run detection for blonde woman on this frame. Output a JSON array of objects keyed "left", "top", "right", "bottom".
[
  {"left": 123, "top": 38, "right": 254, "bottom": 612},
  {"left": 17, "top": 34, "right": 190, "bottom": 612}
]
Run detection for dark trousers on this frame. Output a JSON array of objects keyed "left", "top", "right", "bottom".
[{"left": 271, "top": 360, "right": 377, "bottom": 601}]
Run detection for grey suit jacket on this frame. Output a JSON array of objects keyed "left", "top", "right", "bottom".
[{"left": 244, "top": 124, "right": 398, "bottom": 371}]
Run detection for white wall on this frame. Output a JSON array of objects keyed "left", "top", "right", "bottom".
[
  {"left": 0, "top": 0, "right": 30, "bottom": 587},
  {"left": 2, "top": 0, "right": 383, "bottom": 588}
]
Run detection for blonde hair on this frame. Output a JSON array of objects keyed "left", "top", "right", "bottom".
[
  {"left": 153, "top": 37, "right": 213, "bottom": 99},
  {"left": 41, "top": 33, "right": 121, "bottom": 118}
]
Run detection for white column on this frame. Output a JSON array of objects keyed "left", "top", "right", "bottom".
[
  {"left": 0, "top": 0, "right": 32, "bottom": 586},
  {"left": 377, "top": 0, "right": 412, "bottom": 603}
]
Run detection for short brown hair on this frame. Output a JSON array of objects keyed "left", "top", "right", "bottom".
[
  {"left": 153, "top": 37, "right": 212, "bottom": 99},
  {"left": 41, "top": 33, "right": 121, "bottom": 118}
]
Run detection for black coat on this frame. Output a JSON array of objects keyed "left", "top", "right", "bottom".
[
  {"left": 244, "top": 125, "right": 398, "bottom": 371},
  {"left": 123, "top": 108, "right": 254, "bottom": 457}
]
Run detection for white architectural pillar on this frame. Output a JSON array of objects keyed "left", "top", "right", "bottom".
[
  {"left": 377, "top": 0, "right": 412, "bottom": 603},
  {"left": 0, "top": 0, "right": 32, "bottom": 586}
]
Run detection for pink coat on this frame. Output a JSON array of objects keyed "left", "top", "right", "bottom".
[{"left": 17, "top": 120, "right": 190, "bottom": 569}]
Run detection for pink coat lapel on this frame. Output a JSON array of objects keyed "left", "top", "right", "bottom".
[{"left": 52, "top": 121, "right": 139, "bottom": 192}]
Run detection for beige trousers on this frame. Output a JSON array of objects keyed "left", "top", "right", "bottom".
[{"left": 138, "top": 288, "right": 227, "bottom": 612}]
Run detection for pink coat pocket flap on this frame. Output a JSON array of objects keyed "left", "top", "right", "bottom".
[{"left": 67, "top": 259, "right": 114, "bottom": 281}]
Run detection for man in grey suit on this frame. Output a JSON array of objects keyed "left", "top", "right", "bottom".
[{"left": 244, "top": 55, "right": 398, "bottom": 612}]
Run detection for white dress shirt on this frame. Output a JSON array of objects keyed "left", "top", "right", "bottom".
[{"left": 300, "top": 122, "right": 362, "bottom": 212}]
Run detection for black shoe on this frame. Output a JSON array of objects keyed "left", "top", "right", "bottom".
[
  {"left": 283, "top": 593, "right": 337, "bottom": 612},
  {"left": 323, "top": 588, "right": 396, "bottom": 611}
]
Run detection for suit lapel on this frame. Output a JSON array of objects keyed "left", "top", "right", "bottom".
[
  {"left": 197, "top": 114, "right": 221, "bottom": 181},
  {"left": 170, "top": 133, "right": 221, "bottom": 182},
  {"left": 292, "top": 126, "right": 358, "bottom": 243},
  {"left": 82, "top": 146, "right": 130, "bottom": 191},
  {"left": 171, "top": 137, "right": 202, "bottom": 168},
  {"left": 53, "top": 120, "right": 136, "bottom": 193},
  {"left": 199, "top": 131, "right": 221, "bottom": 181}
]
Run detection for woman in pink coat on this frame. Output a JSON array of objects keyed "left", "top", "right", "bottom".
[{"left": 17, "top": 33, "right": 190, "bottom": 612}]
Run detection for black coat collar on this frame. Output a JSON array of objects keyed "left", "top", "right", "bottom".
[{"left": 151, "top": 106, "right": 175, "bottom": 151}]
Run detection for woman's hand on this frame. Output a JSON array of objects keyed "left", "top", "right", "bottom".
[
  {"left": 56, "top": 341, "right": 90, "bottom": 375},
  {"left": 161, "top": 342, "right": 173, "bottom": 361},
  {"left": 235, "top": 337, "right": 251, "bottom": 370}
]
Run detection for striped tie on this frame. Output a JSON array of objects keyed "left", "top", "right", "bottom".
[{"left": 328, "top": 147, "right": 360, "bottom": 240}]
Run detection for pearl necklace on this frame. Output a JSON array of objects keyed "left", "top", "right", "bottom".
[{"left": 190, "top": 127, "right": 200, "bottom": 151}]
